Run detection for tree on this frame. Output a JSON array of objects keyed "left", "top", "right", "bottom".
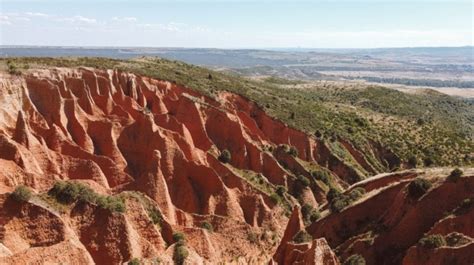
[
  {"left": 288, "top": 146, "right": 298, "bottom": 157},
  {"left": 11, "top": 185, "right": 32, "bottom": 202},
  {"left": 407, "top": 155, "right": 418, "bottom": 168},
  {"left": 419, "top": 234, "right": 446, "bottom": 249},
  {"left": 297, "top": 175, "right": 310, "bottom": 187},
  {"left": 201, "top": 221, "right": 213, "bottom": 232},
  {"left": 276, "top": 185, "right": 287, "bottom": 196},
  {"left": 326, "top": 188, "right": 341, "bottom": 202},
  {"left": 407, "top": 178, "right": 432, "bottom": 198},
  {"left": 218, "top": 149, "right": 232, "bottom": 163},
  {"left": 447, "top": 168, "right": 463, "bottom": 182}
]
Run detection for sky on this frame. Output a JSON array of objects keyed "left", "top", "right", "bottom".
[{"left": 0, "top": 0, "right": 472, "bottom": 48}]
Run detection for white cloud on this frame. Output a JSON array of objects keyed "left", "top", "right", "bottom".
[
  {"left": 0, "top": 15, "right": 12, "bottom": 25},
  {"left": 112, "top": 16, "right": 137, "bottom": 22},
  {"left": 25, "top": 12, "right": 49, "bottom": 17},
  {"left": 57, "top": 15, "right": 97, "bottom": 24},
  {"left": 137, "top": 22, "right": 211, "bottom": 33}
]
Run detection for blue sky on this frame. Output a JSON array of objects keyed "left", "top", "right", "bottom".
[{"left": 1, "top": 0, "right": 472, "bottom": 48}]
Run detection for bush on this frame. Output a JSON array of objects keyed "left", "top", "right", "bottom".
[
  {"left": 49, "top": 181, "right": 125, "bottom": 212},
  {"left": 326, "top": 188, "right": 341, "bottom": 202},
  {"left": 349, "top": 187, "right": 366, "bottom": 201},
  {"left": 312, "top": 170, "right": 330, "bottom": 185},
  {"left": 326, "top": 187, "right": 362, "bottom": 213},
  {"left": 423, "top": 157, "right": 434, "bottom": 167},
  {"left": 269, "top": 193, "right": 282, "bottom": 204},
  {"left": 329, "top": 196, "right": 351, "bottom": 213},
  {"left": 419, "top": 234, "right": 446, "bottom": 249},
  {"left": 297, "top": 175, "right": 310, "bottom": 187},
  {"left": 7, "top": 61, "right": 21, "bottom": 75},
  {"left": 11, "top": 185, "right": 32, "bottom": 202},
  {"left": 407, "top": 155, "right": 418, "bottom": 168},
  {"left": 275, "top": 185, "right": 287, "bottom": 196},
  {"left": 447, "top": 168, "right": 463, "bottom": 182},
  {"left": 128, "top": 258, "right": 140, "bottom": 265},
  {"left": 314, "top": 130, "right": 322, "bottom": 138},
  {"left": 455, "top": 198, "right": 473, "bottom": 215},
  {"left": 301, "top": 204, "right": 313, "bottom": 218},
  {"left": 173, "top": 232, "right": 186, "bottom": 244},
  {"left": 148, "top": 209, "right": 163, "bottom": 225},
  {"left": 309, "top": 210, "right": 321, "bottom": 222},
  {"left": 344, "top": 254, "right": 366, "bottom": 265},
  {"left": 301, "top": 203, "right": 321, "bottom": 224},
  {"left": 201, "top": 221, "right": 213, "bottom": 232},
  {"left": 173, "top": 245, "right": 189, "bottom": 265},
  {"left": 218, "top": 149, "right": 232, "bottom": 163},
  {"left": 407, "top": 178, "right": 432, "bottom": 198},
  {"left": 288, "top": 146, "right": 298, "bottom": 157},
  {"left": 96, "top": 196, "right": 126, "bottom": 213},
  {"left": 292, "top": 230, "right": 312, "bottom": 243},
  {"left": 49, "top": 181, "right": 81, "bottom": 204}
]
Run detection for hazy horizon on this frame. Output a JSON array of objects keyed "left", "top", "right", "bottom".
[{"left": 1, "top": 45, "right": 473, "bottom": 51}]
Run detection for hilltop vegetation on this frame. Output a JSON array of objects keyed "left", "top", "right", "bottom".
[{"left": 2, "top": 57, "right": 473, "bottom": 169}]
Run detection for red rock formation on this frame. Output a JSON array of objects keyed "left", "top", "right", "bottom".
[{"left": 1, "top": 68, "right": 471, "bottom": 264}]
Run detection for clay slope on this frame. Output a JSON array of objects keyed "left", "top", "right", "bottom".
[
  {"left": 1, "top": 67, "right": 471, "bottom": 265},
  {"left": 301, "top": 168, "right": 474, "bottom": 265},
  {"left": 0, "top": 67, "right": 374, "bottom": 264}
]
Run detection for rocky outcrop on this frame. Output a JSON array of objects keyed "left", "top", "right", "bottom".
[
  {"left": 0, "top": 68, "right": 354, "bottom": 263},
  {"left": 0, "top": 68, "right": 471, "bottom": 264},
  {"left": 306, "top": 170, "right": 474, "bottom": 265}
]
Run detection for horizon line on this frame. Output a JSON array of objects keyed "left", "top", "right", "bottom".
[{"left": 1, "top": 44, "right": 473, "bottom": 51}]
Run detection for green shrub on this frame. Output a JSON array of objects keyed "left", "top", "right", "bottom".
[
  {"left": 455, "top": 198, "right": 473, "bottom": 215},
  {"left": 288, "top": 146, "right": 298, "bottom": 157},
  {"left": 11, "top": 185, "right": 32, "bottom": 202},
  {"left": 407, "top": 155, "right": 418, "bottom": 168},
  {"left": 311, "top": 170, "right": 330, "bottom": 184},
  {"left": 297, "top": 175, "right": 310, "bottom": 187},
  {"left": 419, "top": 234, "right": 446, "bottom": 249},
  {"left": 445, "top": 232, "right": 470, "bottom": 247},
  {"left": 407, "top": 178, "right": 432, "bottom": 198},
  {"left": 301, "top": 204, "right": 313, "bottom": 218},
  {"left": 309, "top": 210, "right": 321, "bottom": 222},
  {"left": 218, "top": 149, "right": 232, "bottom": 163},
  {"left": 269, "top": 193, "right": 282, "bottom": 204},
  {"left": 275, "top": 185, "right": 287, "bottom": 196},
  {"left": 173, "top": 232, "right": 186, "bottom": 244},
  {"left": 7, "top": 61, "right": 21, "bottom": 75},
  {"left": 148, "top": 209, "right": 163, "bottom": 225},
  {"left": 326, "top": 187, "right": 363, "bottom": 213},
  {"left": 96, "top": 196, "right": 126, "bottom": 213},
  {"left": 49, "top": 181, "right": 80, "bottom": 204},
  {"left": 128, "top": 258, "right": 140, "bottom": 265},
  {"left": 280, "top": 144, "right": 290, "bottom": 153},
  {"left": 301, "top": 203, "right": 321, "bottom": 224},
  {"left": 329, "top": 196, "right": 351, "bottom": 213},
  {"left": 349, "top": 187, "right": 366, "bottom": 201},
  {"left": 423, "top": 157, "right": 434, "bottom": 167},
  {"left": 447, "top": 168, "right": 463, "bottom": 182},
  {"left": 201, "top": 221, "right": 213, "bottom": 232},
  {"left": 49, "top": 181, "right": 125, "bottom": 212},
  {"left": 292, "top": 230, "right": 312, "bottom": 243},
  {"left": 326, "top": 188, "right": 341, "bottom": 202},
  {"left": 173, "top": 245, "right": 189, "bottom": 265},
  {"left": 314, "top": 130, "right": 322, "bottom": 138},
  {"left": 344, "top": 254, "right": 366, "bottom": 265}
]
